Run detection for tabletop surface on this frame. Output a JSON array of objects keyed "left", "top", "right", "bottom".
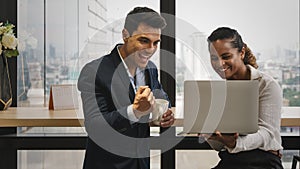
[
  {"left": 0, "top": 107, "right": 299, "bottom": 127},
  {"left": 0, "top": 107, "right": 84, "bottom": 127}
]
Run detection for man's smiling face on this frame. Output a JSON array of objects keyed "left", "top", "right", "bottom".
[{"left": 122, "top": 22, "right": 161, "bottom": 68}]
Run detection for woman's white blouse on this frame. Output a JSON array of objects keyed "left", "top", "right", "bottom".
[{"left": 226, "top": 65, "right": 283, "bottom": 153}]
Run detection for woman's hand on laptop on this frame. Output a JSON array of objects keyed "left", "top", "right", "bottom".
[
  {"left": 210, "top": 131, "right": 239, "bottom": 148},
  {"left": 199, "top": 131, "right": 239, "bottom": 148}
]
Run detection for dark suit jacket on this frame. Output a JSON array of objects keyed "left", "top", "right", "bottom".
[{"left": 78, "top": 44, "right": 169, "bottom": 169}]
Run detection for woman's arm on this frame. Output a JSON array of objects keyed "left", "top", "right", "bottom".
[{"left": 227, "top": 78, "right": 283, "bottom": 153}]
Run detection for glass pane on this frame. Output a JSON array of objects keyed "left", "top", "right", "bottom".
[
  {"left": 18, "top": 150, "right": 85, "bottom": 169},
  {"left": 18, "top": 150, "right": 161, "bottom": 169},
  {"left": 176, "top": 1, "right": 299, "bottom": 169},
  {"left": 18, "top": 0, "right": 45, "bottom": 107},
  {"left": 45, "top": 0, "right": 79, "bottom": 104},
  {"left": 175, "top": 0, "right": 300, "bottom": 115},
  {"left": 18, "top": 0, "right": 160, "bottom": 107},
  {"left": 176, "top": 150, "right": 219, "bottom": 169}
]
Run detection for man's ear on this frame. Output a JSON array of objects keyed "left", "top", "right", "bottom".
[{"left": 122, "top": 29, "right": 130, "bottom": 42}]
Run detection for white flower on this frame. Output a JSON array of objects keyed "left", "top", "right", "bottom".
[
  {"left": 0, "top": 22, "right": 19, "bottom": 57},
  {"left": 2, "top": 33, "right": 18, "bottom": 50},
  {"left": 0, "top": 26, "right": 6, "bottom": 35},
  {"left": 0, "top": 43, "right": 2, "bottom": 55}
]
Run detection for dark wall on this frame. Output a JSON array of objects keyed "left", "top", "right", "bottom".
[{"left": 0, "top": 0, "right": 18, "bottom": 107}]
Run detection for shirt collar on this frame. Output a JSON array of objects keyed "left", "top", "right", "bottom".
[
  {"left": 247, "top": 64, "right": 262, "bottom": 80},
  {"left": 117, "top": 45, "right": 144, "bottom": 77},
  {"left": 117, "top": 45, "right": 135, "bottom": 79}
]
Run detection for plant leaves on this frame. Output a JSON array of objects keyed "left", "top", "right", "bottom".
[{"left": 3, "top": 49, "right": 19, "bottom": 57}]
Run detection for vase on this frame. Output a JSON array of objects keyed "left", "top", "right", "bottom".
[{"left": 0, "top": 53, "right": 12, "bottom": 110}]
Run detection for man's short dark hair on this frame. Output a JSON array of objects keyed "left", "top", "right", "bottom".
[{"left": 124, "top": 7, "right": 167, "bottom": 35}]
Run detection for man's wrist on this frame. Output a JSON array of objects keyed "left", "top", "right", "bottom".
[
  {"left": 127, "top": 105, "right": 139, "bottom": 122},
  {"left": 133, "top": 108, "right": 143, "bottom": 119}
]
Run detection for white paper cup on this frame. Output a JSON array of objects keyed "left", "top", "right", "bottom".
[{"left": 152, "top": 99, "right": 169, "bottom": 125}]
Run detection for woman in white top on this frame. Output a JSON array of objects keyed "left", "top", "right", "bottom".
[{"left": 205, "top": 27, "right": 283, "bottom": 169}]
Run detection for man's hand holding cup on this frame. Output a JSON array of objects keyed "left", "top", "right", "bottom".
[
  {"left": 152, "top": 99, "right": 174, "bottom": 127},
  {"left": 159, "top": 108, "right": 175, "bottom": 127}
]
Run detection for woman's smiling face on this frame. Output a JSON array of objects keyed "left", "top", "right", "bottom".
[{"left": 209, "top": 39, "right": 245, "bottom": 80}]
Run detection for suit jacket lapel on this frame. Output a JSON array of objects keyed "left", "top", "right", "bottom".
[
  {"left": 111, "top": 45, "right": 135, "bottom": 103},
  {"left": 145, "top": 66, "right": 154, "bottom": 90}
]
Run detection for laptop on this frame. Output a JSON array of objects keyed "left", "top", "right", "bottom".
[{"left": 182, "top": 80, "right": 259, "bottom": 135}]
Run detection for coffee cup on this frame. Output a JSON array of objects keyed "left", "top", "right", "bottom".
[{"left": 152, "top": 99, "right": 169, "bottom": 125}]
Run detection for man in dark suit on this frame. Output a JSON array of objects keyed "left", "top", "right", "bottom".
[{"left": 78, "top": 7, "right": 174, "bottom": 169}]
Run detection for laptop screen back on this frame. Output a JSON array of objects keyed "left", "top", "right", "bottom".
[{"left": 183, "top": 80, "right": 259, "bottom": 134}]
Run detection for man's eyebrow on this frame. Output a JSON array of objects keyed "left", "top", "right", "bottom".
[{"left": 137, "top": 36, "right": 150, "bottom": 40}]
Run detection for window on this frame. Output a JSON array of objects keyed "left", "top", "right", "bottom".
[
  {"left": 176, "top": 1, "right": 299, "bottom": 168},
  {"left": 176, "top": 0, "right": 300, "bottom": 117},
  {"left": 16, "top": 1, "right": 161, "bottom": 168},
  {"left": 17, "top": 0, "right": 160, "bottom": 107}
]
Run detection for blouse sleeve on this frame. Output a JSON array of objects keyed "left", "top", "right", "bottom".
[{"left": 227, "top": 77, "right": 283, "bottom": 153}]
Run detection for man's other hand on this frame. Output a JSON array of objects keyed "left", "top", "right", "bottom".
[
  {"left": 160, "top": 108, "right": 175, "bottom": 127},
  {"left": 133, "top": 86, "right": 155, "bottom": 118}
]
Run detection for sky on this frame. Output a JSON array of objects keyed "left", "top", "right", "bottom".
[
  {"left": 20, "top": 0, "right": 299, "bottom": 61},
  {"left": 107, "top": 0, "right": 299, "bottom": 60},
  {"left": 107, "top": 0, "right": 159, "bottom": 22},
  {"left": 177, "top": 0, "right": 299, "bottom": 58}
]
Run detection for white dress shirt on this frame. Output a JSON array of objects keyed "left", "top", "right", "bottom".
[{"left": 117, "top": 46, "right": 145, "bottom": 122}]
